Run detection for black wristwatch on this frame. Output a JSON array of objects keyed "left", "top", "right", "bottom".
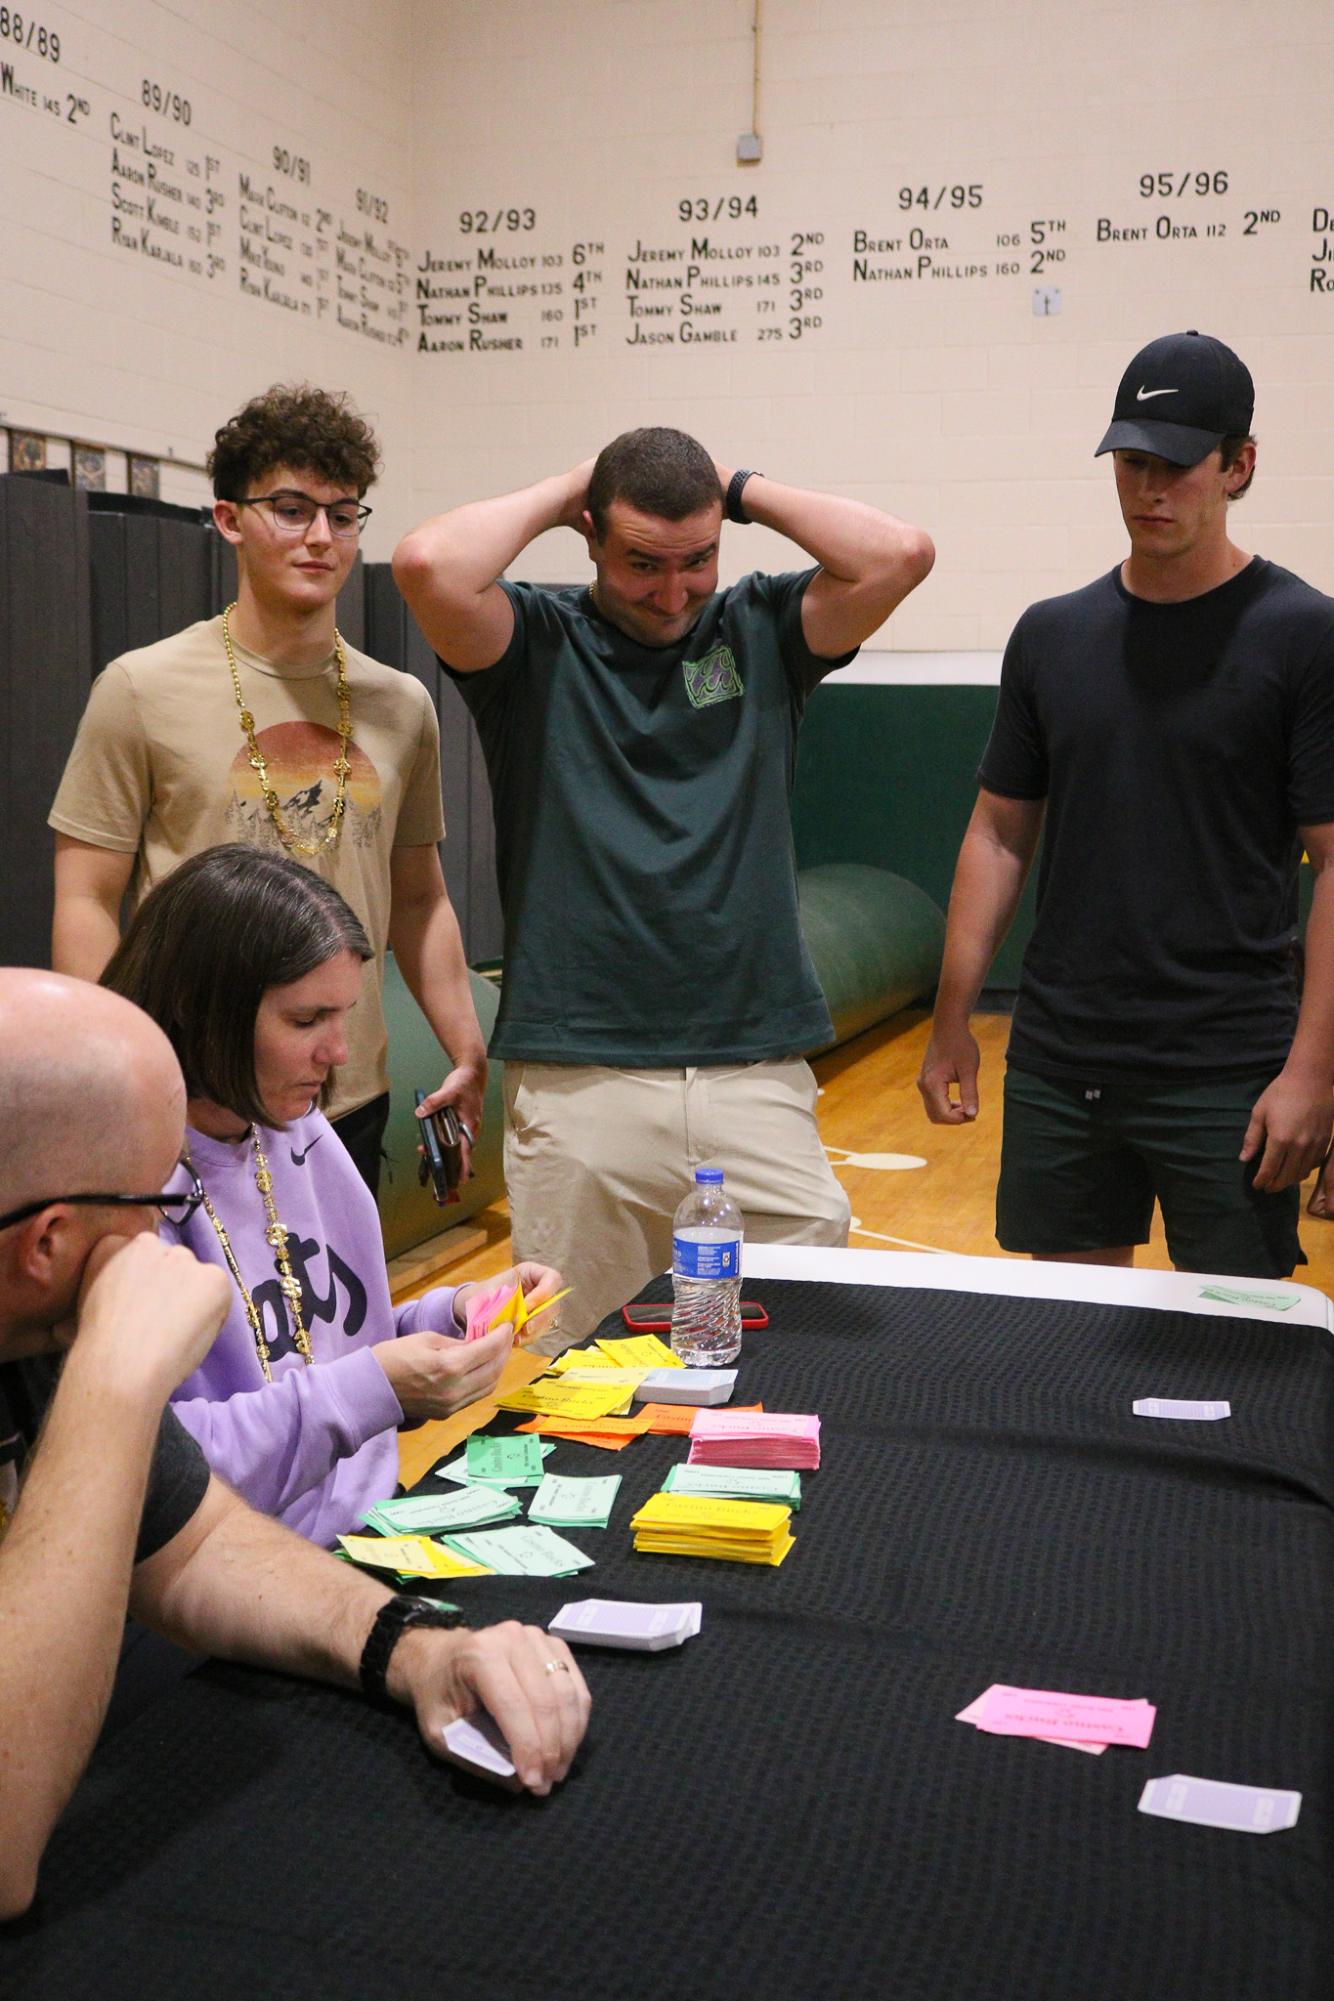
[
  {"left": 725, "top": 468, "right": 761, "bottom": 523},
  {"left": 359, "top": 1594, "right": 466, "bottom": 1705}
]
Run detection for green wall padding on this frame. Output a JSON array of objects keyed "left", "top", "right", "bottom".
[
  {"left": 799, "top": 863, "right": 945, "bottom": 1052},
  {"left": 790, "top": 680, "right": 1317, "bottom": 994},
  {"left": 379, "top": 960, "right": 506, "bottom": 1259},
  {"left": 791, "top": 682, "right": 1038, "bottom": 992}
]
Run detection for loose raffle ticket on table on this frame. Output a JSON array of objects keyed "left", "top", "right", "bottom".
[{"left": 335, "top": 1284, "right": 1302, "bottom": 1831}]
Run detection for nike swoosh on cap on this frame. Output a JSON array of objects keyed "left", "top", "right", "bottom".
[{"left": 1135, "top": 386, "right": 1178, "bottom": 401}]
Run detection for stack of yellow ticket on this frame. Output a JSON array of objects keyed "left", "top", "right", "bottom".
[
  {"left": 495, "top": 1377, "right": 638, "bottom": 1423},
  {"left": 628, "top": 1491, "right": 794, "bottom": 1567},
  {"left": 337, "top": 1533, "right": 492, "bottom": 1580}
]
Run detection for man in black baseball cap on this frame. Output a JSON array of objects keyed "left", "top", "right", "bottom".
[
  {"left": 1095, "top": 328, "right": 1255, "bottom": 465},
  {"left": 920, "top": 330, "right": 1334, "bottom": 1283}
]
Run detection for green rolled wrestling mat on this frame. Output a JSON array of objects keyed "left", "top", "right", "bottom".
[
  {"left": 379, "top": 960, "right": 506, "bottom": 1260},
  {"left": 379, "top": 866, "right": 943, "bottom": 1256},
  {"left": 797, "top": 862, "right": 945, "bottom": 1054}
]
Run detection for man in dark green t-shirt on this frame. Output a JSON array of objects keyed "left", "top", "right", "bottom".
[
  {"left": 0, "top": 971, "right": 589, "bottom": 1918},
  {"left": 394, "top": 429, "right": 935, "bottom": 1341},
  {"left": 917, "top": 332, "right": 1334, "bottom": 1278}
]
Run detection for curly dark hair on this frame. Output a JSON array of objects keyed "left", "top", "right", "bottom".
[
  {"left": 586, "top": 427, "right": 721, "bottom": 538},
  {"left": 207, "top": 383, "right": 381, "bottom": 499}
]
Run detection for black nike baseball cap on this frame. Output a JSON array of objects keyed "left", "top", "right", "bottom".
[{"left": 1095, "top": 330, "right": 1255, "bottom": 465}]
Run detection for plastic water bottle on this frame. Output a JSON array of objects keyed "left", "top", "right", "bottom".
[{"left": 671, "top": 1167, "right": 743, "bottom": 1366}]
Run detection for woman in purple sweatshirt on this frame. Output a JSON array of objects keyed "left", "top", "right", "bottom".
[{"left": 102, "top": 845, "right": 561, "bottom": 1546}]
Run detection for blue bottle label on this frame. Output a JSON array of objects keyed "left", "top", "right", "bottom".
[{"left": 673, "top": 1235, "right": 741, "bottom": 1280}]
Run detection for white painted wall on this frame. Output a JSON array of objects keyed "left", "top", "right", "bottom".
[
  {"left": 2, "top": 0, "right": 1332, "bottom": 625},
  {"left": 0, "top": 0, "right": 418, "bottom": 543}
]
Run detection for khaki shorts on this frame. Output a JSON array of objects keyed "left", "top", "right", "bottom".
[{"left": 503, "top": 1058, "right": 851, "bottom": 1350}]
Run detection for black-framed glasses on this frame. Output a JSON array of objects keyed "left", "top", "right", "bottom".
[
  {"left": 0, "top": 1167, "right": 205, "bottom": 1235},
  {"left": 232, "top": 489, "right": 372, "bottom": 539}
]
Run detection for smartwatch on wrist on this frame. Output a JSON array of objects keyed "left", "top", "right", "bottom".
[
  {"left": 725, "top": 468, "right": 761, "bottom": 523},
  {"left": 359, "top": 1594, "right": 466, "bottom": 1706}
]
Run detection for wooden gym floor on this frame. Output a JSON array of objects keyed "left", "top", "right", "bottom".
[{"left": 413, "top": 1008, "right": 1334, "bottom": 1301}]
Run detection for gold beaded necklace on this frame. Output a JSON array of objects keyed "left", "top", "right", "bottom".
[
  {"left": 221, "top": 600, "right": 353, "bottom": 857},
  {"left": 192, "top": 1132, "right": 315, "bottom": 1383}
]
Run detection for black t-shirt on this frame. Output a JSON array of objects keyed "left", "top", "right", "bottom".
[
  {"left": 0, "top": 1355, "right": 210, "bottom": 1562},
  {"left": 979, "top": 558, "right": 1334, "bottom": 1080},
  {"left": 445, "top": 571, "right": 848, "bottom": 1065}
]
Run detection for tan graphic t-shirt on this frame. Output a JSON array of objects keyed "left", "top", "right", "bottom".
[{"left": 49, "top": 616, "right": 445, "bottom": 1120}]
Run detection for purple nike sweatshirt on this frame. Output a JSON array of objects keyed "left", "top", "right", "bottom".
[{"left": 163, "top": 1108, "right": 460, "bottom": 1546}]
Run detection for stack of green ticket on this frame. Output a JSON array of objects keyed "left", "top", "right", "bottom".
[
  {"left": 362, "top": 1486, "right": 522, "bottom": 1536},
  {"left": 662, "top": 1463, "right": 803, "bottom": 1510},
  {"left": 435, "top": 1438, "right": 558, "bottom": 1489},
  {"left": 528, "top": 1473, "right": 622, "bottom": 1528},
  {"left": 440, "top": 1524, "right": 596, "bottom": 1577}
]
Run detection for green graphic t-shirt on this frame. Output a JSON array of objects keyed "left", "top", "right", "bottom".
[{"left": 446, "top": 569, "right": 849, "bottom": 1065}]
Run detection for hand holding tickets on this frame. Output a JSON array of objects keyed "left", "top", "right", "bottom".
[
  {"left": 463, "top": 1269, "right": 572, "bottom": 1344},
  {"left": 408, "top": 1622, "right": 589, "bottom": 1798},
  {"left": 442, "top": 1713, "right": 524, "bottom": 1790}
]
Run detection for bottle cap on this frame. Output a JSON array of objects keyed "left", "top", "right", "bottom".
[{"left": 695, "top": 1167, "right": 724, "bottom": 1185}]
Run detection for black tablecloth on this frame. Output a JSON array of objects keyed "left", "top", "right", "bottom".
[{"left": 7, "top": 1279, "right": 1334, "bottom": 2000}]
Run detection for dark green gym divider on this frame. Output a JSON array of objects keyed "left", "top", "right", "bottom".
[
  {"left": 379, "top": 960, "right": 507, "bottom": 1259},
  {"left": 799, "top": 863, "right": 945, "bottom": 1052},
  {"left": 791, "top": 680, "right": 1037, "bottom": 993}
]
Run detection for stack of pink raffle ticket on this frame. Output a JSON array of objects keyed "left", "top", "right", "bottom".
[{"left": 687, "top": 1410, "right": 821, "bottom": 1470}]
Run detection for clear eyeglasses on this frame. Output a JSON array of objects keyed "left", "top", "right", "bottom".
[{"left": 233, "top": 490, "right": 372, "bottom": 539}]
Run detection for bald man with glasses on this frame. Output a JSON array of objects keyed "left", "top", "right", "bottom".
[
  {"left": 48, "top": 384, "right": 486, "bottom": 1195},
  {"left": 0, "top": 969, "right": 589, "bottom": 1921}
]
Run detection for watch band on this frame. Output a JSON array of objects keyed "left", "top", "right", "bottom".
[
  {"left": 725, "top": 468, "right": 761, "bottom": 523},
  {"left": 359, "top": 1594, "right": 466, "bottom": 1706}
]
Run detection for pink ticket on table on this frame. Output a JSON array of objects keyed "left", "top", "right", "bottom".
[
  {"left": 970, "top": 1684, "right": 1155, "bottom": 1748},
  {"left": 690, "top": 1412, "right": 820, "bottom": 1438},
  {"left": 956, "top": 1688, "right": 1106, "bottom": 1754}
]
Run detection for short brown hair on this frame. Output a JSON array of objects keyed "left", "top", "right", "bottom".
[
  {"left": 586, "top": 427, "right": 721, "bottom": 538},
  {"left": 1219, "top": 432, "right": 1256, "bottom": 501},
  {"left": 102, "top": 846, "right": 372, "bottom": 1128},
  {"left": 208, "top": 384, "right": 381, "bottom": 499}
]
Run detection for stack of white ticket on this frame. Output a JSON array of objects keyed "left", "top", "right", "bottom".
[
  {"left": 548, "top": 1598, "right": 702, "bottom": 1651},
  {"left": 632, "top": 1369, "right": 737, "bottom": 1407}
]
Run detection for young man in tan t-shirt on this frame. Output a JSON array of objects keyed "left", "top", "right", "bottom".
[{"left": 49, "top": 384, "right": 485, "bottom": 1193}]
